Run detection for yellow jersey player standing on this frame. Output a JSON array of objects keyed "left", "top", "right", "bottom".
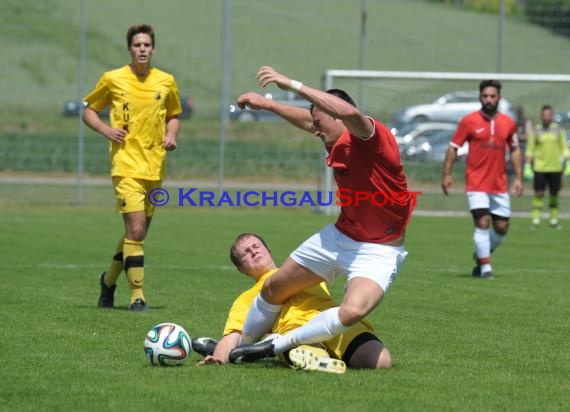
[{"left": 83, "top": 24, "right": 182, "bottom": 311}]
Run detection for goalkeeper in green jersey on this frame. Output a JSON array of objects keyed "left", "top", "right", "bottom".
[{"left": 526, "top": 105, "right": 570, "bottom": 229}]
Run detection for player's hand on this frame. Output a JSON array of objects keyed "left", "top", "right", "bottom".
[
  {"left": 198, "top": 355, "right": 226, "bottom": 365},
  {"left": 163, "top": 134, "right": 177, "bottom": 151},
  {"left": 441, "top": 174, "right": 453, "bottom": 195},
  {"left": 237, "top": 92, "right": 270, "bottom": 110},
  {"left": 256, "top": 66, "right": 291, "bottom": 91},
  {"left": 104, "top": 127, "right": 127, "bottom": 144},
  {"left": 512, "top": 178, "right": 523, "bottom": 197}
]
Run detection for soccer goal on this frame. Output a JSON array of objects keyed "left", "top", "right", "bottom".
[{"left": 319, "top": 70, "right": 570, "bottom": 216}]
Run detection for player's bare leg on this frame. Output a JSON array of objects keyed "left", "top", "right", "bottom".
[{"left": 339, "top": 277, "right": 384, "bottom": 326}]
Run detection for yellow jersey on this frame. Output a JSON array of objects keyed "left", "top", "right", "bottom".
[
  {"left": 84, "top": 65, "right": 182, "bottom": 180},
  {"left": 224, "top": 269, "right": 340, "bottom": 336},
  {"left": 526, "top": 123, "right": 569, "bottom": 172},
  {"left": 223, "top": 269, "right": 377, "bottom": 361},
  {"left": 224, "top": 269, "right": 337, "bottom": 335}
]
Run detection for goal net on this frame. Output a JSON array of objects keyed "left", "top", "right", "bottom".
[{"left": 320, "top": 70, "right": 570, "bottom": 217}]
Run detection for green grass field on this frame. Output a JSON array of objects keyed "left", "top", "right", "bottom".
[
  {"left": 0, "top": 207, "right": 568, "bottom": 411},
  {"left": 1, "top": 2, "right": 569, "bottom": 410}
]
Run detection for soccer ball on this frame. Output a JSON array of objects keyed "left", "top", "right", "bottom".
[{"left": 144, "top": 322, "right": 191, "bottom": 366}]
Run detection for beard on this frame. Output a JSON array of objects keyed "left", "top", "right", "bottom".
[{"left": 481, "top": 102, "right": 498, "bottom": 115}]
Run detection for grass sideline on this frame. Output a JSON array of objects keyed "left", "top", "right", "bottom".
[{"left": 0, "top": 207, "right": 568, "bottom": 411}]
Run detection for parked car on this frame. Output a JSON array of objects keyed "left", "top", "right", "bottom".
[
  {"left": 62, "top": 96, "right": 194, "bottom": 119},
  {"left": 62, "top": 100, "right": 107, "bottom": 118},
  {"left": 554, "top": 110, "right": 570, "bottom": 129},
  {"left": 392, "top": 121, "right": 458, "bottom": 146},
  {"left": 400, "top": 128, "right": 468, "bottom": 162},
  {"left": 393, "top": 91, "right": 515, "bottom": 125},
  {"left": 229, "top": 90, "right": 311, "bottom": 122}
]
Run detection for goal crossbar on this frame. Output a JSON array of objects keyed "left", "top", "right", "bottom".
[{"left": 324, "top": 70, "right": 570, "bottom": 88}]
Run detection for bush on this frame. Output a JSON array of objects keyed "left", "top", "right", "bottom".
[
  {"left": 525, "top": 0, "right": 570, "bottom": 36},
  {"left": 464, "top": 0, "right": 520, "bottom": 14},
  {"left": 425, "top": 0, "right": 521, "bottom": 15},
  {"left": 426, "top": 0, "right": 570, "bottom": 37}
]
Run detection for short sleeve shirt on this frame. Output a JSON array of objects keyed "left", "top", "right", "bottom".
[
  {"left": 451, "top": 111, "right": 518, "bottom": 193},
  {"left": 84, "top": 65, "right": 182, "bottom": 180},
  {"left": 328, "top": 119, "right": 413, "bottom": 243}
]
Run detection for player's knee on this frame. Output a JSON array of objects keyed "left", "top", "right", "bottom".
[
  {"left": 493, "top": 221, "right": 509, "bottom": 235},
  {"left": 495, "top": 227, "right": 508, "bottom": 236},
  {"left": 472, "top": 209, "right": 490, "bottom": 227},
  {"left": 128, "top": 226, "right": 146, "bottom": 242},
  {"left": 260, "top": 277, "right": 286, "bottom": 305},
  {"left": 338, "top": 304, "right": 368, "bottom": 326}
]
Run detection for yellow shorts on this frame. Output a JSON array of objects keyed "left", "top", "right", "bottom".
[
  {"left": 278, "top": 317, "right": 378, "bottom": 364},
  {"left": 323, "top": 318, "right": 379, "bottom": 362},
  {"left": 112, "top": 176, "right": 162, "bottom": 217}
]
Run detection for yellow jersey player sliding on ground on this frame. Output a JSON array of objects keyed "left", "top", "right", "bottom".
[
  {"left": 192, "top": 233, "right": 392, "bottom": 373},
  {"left": 83, "top": 24, "right": 182, "bottom": 311}
]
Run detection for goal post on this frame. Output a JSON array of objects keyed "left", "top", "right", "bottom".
[{"left": 319, "top": 70, "right": 570, "bottom": 216}]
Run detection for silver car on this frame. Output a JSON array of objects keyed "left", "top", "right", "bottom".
[
  {"left": 393, "top": 91, "right": 515, "bottom": 125},
  {"left": 394, "top": 122, "right": 468, "bottom": 161},
  {"left": 392, "top": 121, "right": 458, "bottom": 146},
  {"left": 554, "top": 110, "right": 570, "bottom": 129}
]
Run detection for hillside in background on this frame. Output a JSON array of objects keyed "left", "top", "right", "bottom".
[{"left": 1, "top": 0, "right": 570, "bottom": 121}]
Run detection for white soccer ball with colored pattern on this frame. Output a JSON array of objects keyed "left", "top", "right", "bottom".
[{"left": 144, "top": 323, "right": 191, "bottom": 366}]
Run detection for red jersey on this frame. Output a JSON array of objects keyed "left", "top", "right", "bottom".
[
  {"left": 327, "top": 118, "right": 413, "bottom": 243},
  {"left": 451, "top": 111, "right": 518, "bottom": 193}
]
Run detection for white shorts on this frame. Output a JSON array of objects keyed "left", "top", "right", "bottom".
[
  {"left": 466, "top": 192, "right": 511, "bottom": 218},
  {"left": 290, "top": 224, "right": 408, "bottom": 293}
]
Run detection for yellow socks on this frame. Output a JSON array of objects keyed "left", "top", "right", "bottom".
[
  {"left": 531, "top": 196, "right": 544, "bottom": 223},
  {"left": 549, "top": 195, "right": 559, "bottom": 223},
  {"left": 103, "top": 238, "right": 124, "bottom": 287},
  {"left": 123, "top": 239, "right": 145, "bottom": 303}
]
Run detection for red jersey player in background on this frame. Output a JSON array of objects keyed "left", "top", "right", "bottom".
[
  {"left": 442, "top": 79, "right": 523, "bottom": 279},
  {"left": 227, "top": 66, "right": 414, "bottom": 364}
]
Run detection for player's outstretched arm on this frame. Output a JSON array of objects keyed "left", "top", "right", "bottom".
[
  {"left": 256, "top": 66, "right": 374, "bottom": 139},
  {"left": 237, "top": 92, "right": 314, "bottom": 132}
]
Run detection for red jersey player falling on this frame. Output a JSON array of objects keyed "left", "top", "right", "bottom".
[{"left": 226, "top": 66, "right": 414, "bottom": 364}]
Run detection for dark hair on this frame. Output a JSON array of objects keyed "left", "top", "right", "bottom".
[
  {"left": 310, "top": 88, "right": 357, "bottom": 113},
  {"left": 326, "top": 89, "right": 357, "bottom": 107},
  {"left": 229, "top": 233, "right": 271, "bottom": 268},
  {"left": 127, "top": 24, "right": 155, "bottom": 48},
  {"left": 479, "top": 79, "right": 502, "bottom": 93},
  {"left": 541, "top": 104, "right": 553, "bottom": 112}
]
